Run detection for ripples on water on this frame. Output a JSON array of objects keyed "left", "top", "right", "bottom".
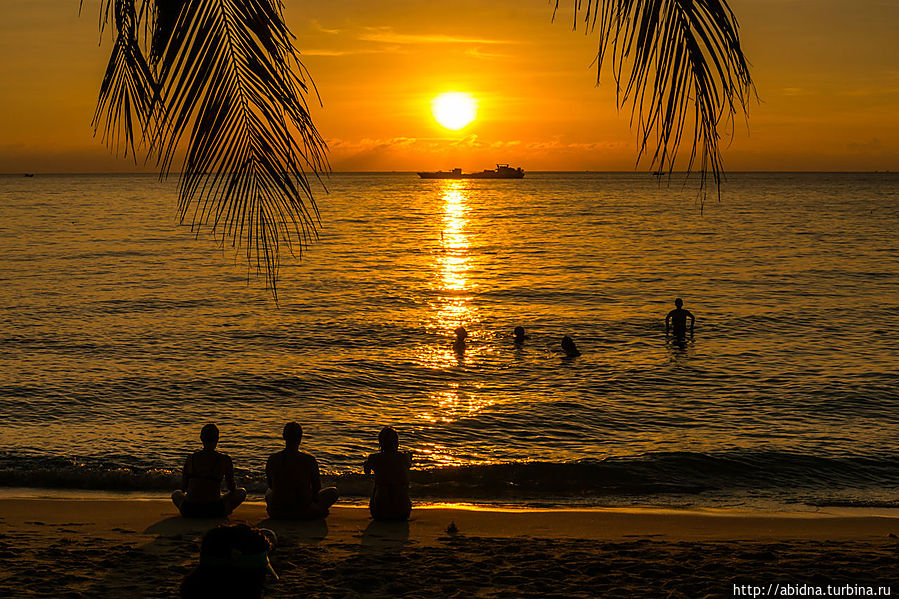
[{"left": 1, "top": 172, "right": 898, "bottom": 506}]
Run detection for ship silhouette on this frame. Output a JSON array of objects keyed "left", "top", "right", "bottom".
[{"left": 418, "top": 164, "right": 524, "bottom": 179}]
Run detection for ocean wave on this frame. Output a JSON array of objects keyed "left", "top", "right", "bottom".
[{"left": 1, "top": 450, "right": 896, "bottom": 501}]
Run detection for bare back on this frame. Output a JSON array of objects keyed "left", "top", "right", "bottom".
[
  {"left": 266, "top": 449, "right": 320, "bottom": 507},
  {"left": 364, "top": 450, "right": 412, "bottom": 520},
  {"left": 666, "top": 307, "right": 695, "bottom": 333},
  {"left": 183, "top": 450, "right": 235, "bottom": 503},
  {"left": 365, "top": 451, "right": 412, "bottom": 487}
]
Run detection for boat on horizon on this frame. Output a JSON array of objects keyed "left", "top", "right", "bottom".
[{"left": 418, "top": 164, "right": 525, "bottom": 179}]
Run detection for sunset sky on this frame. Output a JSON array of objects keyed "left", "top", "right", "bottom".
[{"left": 1, "top": 0, "right": 897, "bottom": 173}]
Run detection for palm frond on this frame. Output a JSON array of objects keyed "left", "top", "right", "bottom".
[
  {"left": 90, "top": 0, "right": 328, "bottom": 299},
  {"left": 152, "top": 0, "right": 327, "bottom": 298},
  {"left": 559, "top": 0, "right": 755, "bottom": 197},
  {"left": 149, "top": 0, "right": 182, "bottom": 62},
  {"left": 92, "top": 0, "right": 159, "bottom": 159}
]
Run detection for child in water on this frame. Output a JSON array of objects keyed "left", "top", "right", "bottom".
[{"left": 363, "top": 427, "right": 413, "bottom": 521}]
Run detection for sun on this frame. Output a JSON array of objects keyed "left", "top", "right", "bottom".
[{"left": 431, "top": 92, "right": 477, "bottom": 130}]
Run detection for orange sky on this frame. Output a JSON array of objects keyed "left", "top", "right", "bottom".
[{"left": 1, "top": 0, "right": 897, "bottom": 173}]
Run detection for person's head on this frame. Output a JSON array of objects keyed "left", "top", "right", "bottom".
[
  {"left": 200, "top": 423, "right": 219, "bottom": 449},
  {"left": 454, "top": 326, "right": 468, "bottom": 341},
  {"left": 561, "top": 335, "right": 579, "bottom": 356},
  {"left": 282, "top": 422, "right": 303, "bottom": 447},
  {"left": 513, "top": 326, "right": 525, "bottom": 340},
  {"left": 378, "top": 426, "right": 399, "bottom": 452},
  {"left": 675, "top": 297, "right": 684, "bottom": 308}
]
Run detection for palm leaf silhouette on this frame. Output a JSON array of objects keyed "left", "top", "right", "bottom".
[
  {"left": 92, "top": 0, "right": 159, "bottom": 159},
  {"left": 90, "top": 0, "right": 327, "bottom": 299},
  {"left": 558, "top": 0, "right": 755, "bottom": 197}
]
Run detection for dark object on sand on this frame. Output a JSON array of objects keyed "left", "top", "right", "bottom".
[
  {"left": 446, "top": 521, "right": 458, "bottom": 535},
  {"left": 180, "top": 524, "right": 277, "bottom": 599}
]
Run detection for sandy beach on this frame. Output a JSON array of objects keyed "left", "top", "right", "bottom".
[{"left": 1, "top": 497, "right": 897, "bottom": 598}]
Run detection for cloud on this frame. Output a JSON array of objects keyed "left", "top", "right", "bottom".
[
  {"left": 309, "top": 20, "right": 341, "bottom": 35},
  {"left": 300, "top": 26, "right": 514, "bottom": 59},
  {"left": 302, "top": 47, "right": 404, "bottom": 57},
  {"left": 302, "top": 49, "right": 350, "bottom": 57},
  {"left": 324, "top": 135, "right": 630, "bottom": 172},
  {"left": 326, "top": 136, "right": 625, "bottom": 155},
  {"left": 840, "top": 87, "right": 899, "bottom": 97},
  {"left": 358, "top": 27, "right": 513, "bottom": 46},
  {"left": 464, "top": 48, "right": 511, "bottom": 60},
  {"left": 847, "top": 138, "right": 883, "bottom": 153}
]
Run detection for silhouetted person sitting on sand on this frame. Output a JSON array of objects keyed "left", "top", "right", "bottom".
[
  {"left": 180, "top": 524, "right": 277, "bottom": 599},
  {"left": 513, "top": 326, "right": 529, "bottom": 344},
  {"left": 363, "top": 426, "right": 413, "bottom": 521},
  {"left": 265, "top": 422, "right": 339, "bottom": 520},
  {"left": 561, "top": 335, "right": 581, "bottom": 357},
  {"left": 665, "top": 298, "right": 695, "bottom": 338},
  {"left": 172, "top": 423, "right": 246, "bottom": 518},
  {"left": 453, "top": 326, "right": 468, "bottom": 354}
]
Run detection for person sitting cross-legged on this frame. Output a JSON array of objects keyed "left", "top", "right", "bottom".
[
  {"left": 172, "top": 423, "right": 247, "bottom": 518},
  {"left": 265, "top": 422, "right": 339, "bottom": 520},
  {"left": 363, "top": 426, "right": 413, "bottom": 521}
]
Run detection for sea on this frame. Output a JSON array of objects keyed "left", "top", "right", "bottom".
[{"left": 1, "top": 172, "right": 898, "bottom": 509}]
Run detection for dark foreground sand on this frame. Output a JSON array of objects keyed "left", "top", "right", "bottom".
[{"left": 0, "top": 498, "right": 897, "bottom": 598}]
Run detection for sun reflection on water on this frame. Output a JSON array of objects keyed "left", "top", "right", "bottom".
[
  {"left": 415, "top": 382, "right": 495, "bottom": 424},
  {"left": 438, "top": 183, "right": 471, "bottom": 293},
  {"left": 421, "top": 179, "right": 478, "bottom": 364},
  {"left": 413, "top": 442, "right": 468, "bottom": 468},
  {"left": 414, "top": 181, "right": 496, "bottom": 427}
]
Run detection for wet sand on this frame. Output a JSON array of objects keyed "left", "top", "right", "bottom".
[{"left": 0, "top": 498, "right": 897, "bottom": 597}]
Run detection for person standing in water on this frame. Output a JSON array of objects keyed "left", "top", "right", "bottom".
[
  {"left": 172, "top": 423, "right": 247, "bottom": 518},
  {"left": 453, "top": 326, "right": 468, "bottom": 354},
  {"left": 265, "top": 422, "right": 339, "bottom": 520},
  {"left": 363, "top": 427, "right": 413, "bottom": 521},
  {"left": 665, "top": 298, "right": 696, "bottom": 339}
]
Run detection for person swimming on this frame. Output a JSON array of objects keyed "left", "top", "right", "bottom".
[
  {"left": 264, "top": 422, "right": 339, "bottom": 520},
  {"left": 561, "top": 335, "right": 581, "bottom": 357},
  {"left": 453, "top": 326, "right": 468, "bottom": 354},
  {"left": 172, "top": 423, "right": 247, "bottom": 518},
  {"left": 512, "top": 326, "right": 529, "bottom": 344},
  {"left": 665, "top": 297, "right": 695, "bottom": 338},
  {"left": 363, "top": 426, "right": 413, "bottom": 521}
]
